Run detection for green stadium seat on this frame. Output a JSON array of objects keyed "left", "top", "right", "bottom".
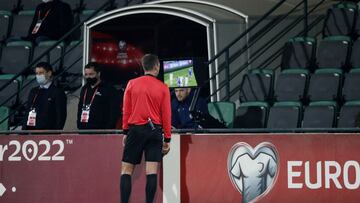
[
  {"left": 234, "top": 101, "right": 269, "bottom": 128},
  {"left": 33, "top": 40, "right": 65, "bottom": 72},
  {"left": 302, "top": 101, "right": 337, "bottom": 128},
  {"left": 338, "top": 101, "right": 360, "bottom": 128},
  {"left": 0, "top": 74, "right": 21, "bottom": 107},
  {"left": 0, "top": 106, "right": 9, "bottom": 131},
  {"left": 239, "top": 69, "right": 274, "bottom": 102},
  {"left": 0, "top": 11, "right": 11, "bottom": 42},
  {"left": 9, "top": 10, "right": 35, "bottom": 41},
  {"left": 281, "top": 37, "right": 316, "bottom": 70},
  {"left": 0, "top": 41, "right": 32, "bottom": 74},
  {"left": 267, "top": 101, "right": 302, "bottom": 128},
  {"left": 208, "top": 101, "right": 236, "bottom": 128}
]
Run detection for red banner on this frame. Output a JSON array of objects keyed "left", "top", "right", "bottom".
[
  {"left": 180, "top": 133, "right": 360, "bottom": 203},
  {"left": 0, "top": 135, "right": 162, "bottom": 203}
]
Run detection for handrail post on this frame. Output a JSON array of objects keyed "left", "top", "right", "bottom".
[
  {"left": 225, "top": 50, "right": 230, "bottom": 101},
  {"left": 304, "top": 0, "right": 308, "bottom": 37}
]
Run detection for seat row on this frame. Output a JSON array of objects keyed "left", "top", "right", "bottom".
[
  {"left": 0, "top": 40, "right": 83, "bottom": 75},
  {"left": 281, "top": 36, "right": 360, "bottom": 72},
  {"left": 0, "top": 9, "right": 103, "bottom": 42},
  {"left": 0, "top": 40, "right": 83, "bottom": 97},
  {"left": 240, "top": 68, "right": 360, "bottom": 105},
  {"left": 234, "top": 100, "right": 360, "bottom": 129}
]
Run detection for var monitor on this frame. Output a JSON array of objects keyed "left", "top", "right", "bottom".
[{"left": 163, "top": 59, "right": 198, "bottom": 88}]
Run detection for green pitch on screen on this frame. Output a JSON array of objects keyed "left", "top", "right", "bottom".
[{"left": 164, "top": 66, "right": 198, "bottom": 88}]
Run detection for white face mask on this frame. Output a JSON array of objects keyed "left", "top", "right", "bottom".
[
  {"left": 42, "top": 0, "right": 52, "bottom": 3},
  {"left": 36, "top": 74, "right": 48, "bottom": 85}
]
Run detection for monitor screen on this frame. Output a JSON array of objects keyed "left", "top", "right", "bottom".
[{"left": 163, "top": 59, "right": 198, "bottom": 88}]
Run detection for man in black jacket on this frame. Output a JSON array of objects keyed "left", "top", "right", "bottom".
[
  {"left": 24, "top": 62, "right": 67, "bottom": 130},
  {"left": 26, "top": 0, "right": 73, "bottom": 44},
  {"left": 77, "top": 62, "right": 118, "bottom": 129}
]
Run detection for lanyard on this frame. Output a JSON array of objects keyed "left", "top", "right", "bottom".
[
  {"left": 82, "top": 87, "right": 99, "bottom": 108},
  {"left": 31, "top": 91, "right": 40, "bottom": 109},
  {"left": 38, "top": 9, "right": 51, "bottom": 21}
]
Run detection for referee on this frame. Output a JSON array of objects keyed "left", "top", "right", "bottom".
[{"left": 120, "top": 54, "right": 171, "bottom": 203}]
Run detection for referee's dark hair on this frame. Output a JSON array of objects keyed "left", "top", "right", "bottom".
[
  {"left": 85, "top": 62, "right": 101, "bottom": 73},
  {"left": 36, "top": 62, "right": 53, "bottom": 72},
  {"left": 141, "top": 54, "right": 159, "bottom": 71}
]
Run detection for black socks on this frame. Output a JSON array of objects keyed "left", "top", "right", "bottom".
[
  {"left": 120, "top": 174, "right": 158, "bottom": 203},
  {"left": 120, "top": 174, "right": 132, "bottom": 203},
  {"left": 146, "top": 174, "right": 158, "bottom": 203}
]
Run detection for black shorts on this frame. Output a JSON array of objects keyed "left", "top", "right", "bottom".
[{"left": 122, "top": 124, "right": 163, "bottom": 164}]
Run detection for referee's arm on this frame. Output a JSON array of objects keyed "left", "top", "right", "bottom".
[
  {"left": 122, "top": 81, "right": 132, "bottom": 133},
  {"left": 162, "top": 88, "right": 172, "bottom": 143}
]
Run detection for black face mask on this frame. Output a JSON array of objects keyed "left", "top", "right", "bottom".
[{"left": 86, "top": 77, "right": 98, "bottom": 85}]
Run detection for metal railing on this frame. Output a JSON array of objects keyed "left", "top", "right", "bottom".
[{"left": 199, "top": 0, "right": 327, "bottom": 102}]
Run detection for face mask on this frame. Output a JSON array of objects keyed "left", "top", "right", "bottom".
[
  {"left": 42, "top": 0, "right": 52, "bottom": 3},
  {"left": 86, "top": 77, "right": 98, "bottom": 85},
  {"left": 36, "top": 74, "right": 48, "bottom": 85}
]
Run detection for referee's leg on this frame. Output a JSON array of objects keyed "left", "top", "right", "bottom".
[
  {"left": 120, "top": 162, "right": 135, "bottom": 203},
  {"left": 146, "top": 162, "right": 159, "bottom": 203}
]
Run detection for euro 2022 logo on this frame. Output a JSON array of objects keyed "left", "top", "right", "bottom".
[{"left": 227, "top": 142, "right": 279, "bottom": 203}]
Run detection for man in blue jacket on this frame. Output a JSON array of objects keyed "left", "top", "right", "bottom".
[{"left": 171, "top": 88, "right": 208, "bottom": 129}]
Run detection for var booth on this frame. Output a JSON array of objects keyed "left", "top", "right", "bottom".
[
  {"left": 0, "top": 133, "right": 359, "bottom": 203},
  {"left": 83, "top": 1, "right": 248, "bottom": 101}
]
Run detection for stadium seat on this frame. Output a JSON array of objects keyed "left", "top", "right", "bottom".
[
  {"left": 63, "top": 41, "right": 82, "bottom": 74},
  {"left": 0, "top": 106, "right": 10, "bottom": 131},
  {"left": 342, "top": 68, "right": 360, "bottom": 101},
  {"left": 355, "top": 12, "right": 360, "bottom": 39},
  {"left": 20, "top": 0, "right": 40, "bottom": 11},
  {"left": 114, "top": 0, "right": 145, "bottom": 7},
  {"left": 0, "top": 0, "right": 19, "bottom": 12},
  {"left": 19, "top": 75, "right": 37, "bottom": 104},
  {"left": 338, "top": 101, "right": 360, "bottom": 128},
  {"left": 207, "top": 101, "right": 236, "bottom": 128},
  {"left": 82, "top": 0, "right": 113, "bottom": 10},
  {"left": 267, "top": 101, "right": 302, "bottom": 128},
  {"left": 323, "top": 2, "right": 358, "bottom": 37},
  {"left": 60, "top": 0, "right": 82, "bottom": 11},
  {"left": 234, "top": 101, "right": 269, "bottom": 128},
  {"left": 33, "top": 41, "right": 64, "bottom": 72},
  {"left": 307, "top": 69, "right": 342, "bottom": 102},
  {"left": 79, "top": 10, "right": 105, "bottom": 22},
  {"left": 273, "top": 69, "right": 309, "bottom": 102},
  {"left": 0, "top": 11, "right": 12, "bottom": 42},
  {"left": 0, "top": 41, "right": 32, "bottom": 74},
  {"left": 8, "top": 10, "right": 35, "bottom": 41},
  {"left": 350, "top": 39, "right": 360, "bottom": 69},
  {"left": 239, "top": 69, "right": 273, "bottom": 102},
  {"left": 316, "top": 36, "right": 351, "bottom": 71},
  {"left": 73, "top": 10, "right": 105, "bottom": 40},
  {"left": 62, "top": 40, "right": 83, "bottom": 90},
  {"left": 0, "top": 74, "right": 21, "bottom": 107},
  {"left": 302, "top": 101, "right": 337, "bottom": 128},
  {"left": 281, "top": 37, "right": 316, "bottom": 70}
]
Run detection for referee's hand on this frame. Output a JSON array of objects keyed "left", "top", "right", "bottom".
[{"left": 162, "top": 142, "right": 170, "bottom": 155}]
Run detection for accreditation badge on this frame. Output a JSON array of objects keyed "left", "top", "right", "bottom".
[
  {"left": 32, "top": 20, "right": 43, "bottom": 34},
  {"left": 80, "top": 106, "right": 90, "bottom": 123},
  {"left": 27, "top": 109, "right": 37, "bottom": 126}
]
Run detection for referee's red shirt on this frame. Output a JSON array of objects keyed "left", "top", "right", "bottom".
[{"left": 122, "top": 75, "right": 172, "bottom": 140}]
